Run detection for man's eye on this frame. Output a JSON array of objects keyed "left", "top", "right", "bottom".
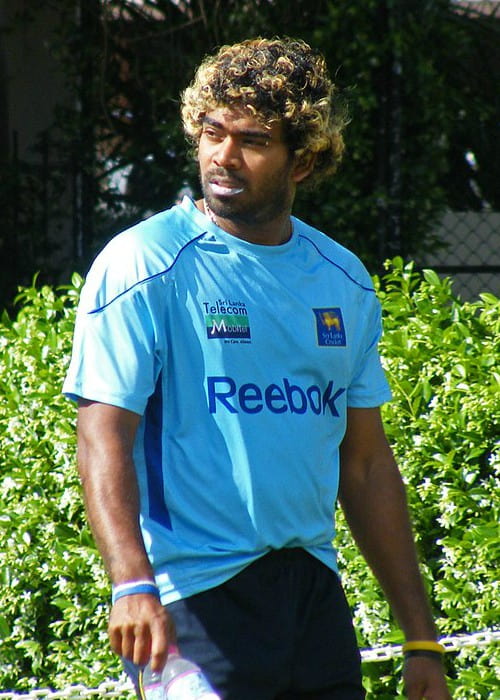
[
  {"left": 244, "top": 138, "right": 269, "bottom": 147},
  {"left": 203, "top": 129, "right": 221, "bottom": 140}
]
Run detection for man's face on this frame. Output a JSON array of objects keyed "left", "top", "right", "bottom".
[{"left": 197, "top": 107, "right": 299, "bottom": 227}]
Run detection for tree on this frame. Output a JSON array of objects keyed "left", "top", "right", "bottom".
[{"left": 0, "top": 0, "right": 498, "bottom": 309}]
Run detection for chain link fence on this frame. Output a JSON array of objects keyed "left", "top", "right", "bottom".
[
  {"left": 0, "top": 630, "right": 498, "bottom": 699},
  {"left": 416, "top": 210, "right": 500, "bottom": 301}
]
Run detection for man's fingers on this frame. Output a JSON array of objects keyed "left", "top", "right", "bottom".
[
  {"left": 149, "top": 606, "right": 172, "bottom": 672},
  {"left": 108, "top": 594, "right": 172, "bottom": 670},
  {"left": 403, "top": 657, "right": 452, "bottom": 700},
  {"left": 108, "top": 625, "right": 122, "bottom": 657},
  {"left": 120, "top": 624, "right": 137, "bottom": 663},
  {"left": 132, "top": 623, "right": 152, "bottom": 666}
]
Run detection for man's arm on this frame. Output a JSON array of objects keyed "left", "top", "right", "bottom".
[
  {"left": 339, "top": 406, "right": 451, "bottom": 700},
  {"left": 77, "top": 399, "right": 172, "bottom": 671}
]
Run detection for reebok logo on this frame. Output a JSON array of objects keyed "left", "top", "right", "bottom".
[{"left": 207, "top": 376, "right": 346, "bottom": 416}]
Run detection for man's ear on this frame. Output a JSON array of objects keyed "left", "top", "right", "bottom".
[{"left": 292, "top": 151, "right": 317, "bottom": 184}]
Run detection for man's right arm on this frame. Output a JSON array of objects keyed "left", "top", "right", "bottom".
[{"left": 77, "top": 399, "right": 173, "bottom": 671}]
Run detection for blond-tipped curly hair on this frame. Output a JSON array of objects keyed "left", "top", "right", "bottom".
[{"left": 181, "top": 37, "right": 348, "bottom": 186}]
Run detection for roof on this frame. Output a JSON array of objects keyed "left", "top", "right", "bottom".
[{"left": 452, "top": 0, "right": 500, "bottom": 17}]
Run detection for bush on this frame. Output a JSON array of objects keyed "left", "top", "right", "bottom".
[
  {"left": 0, "top": 276, "right": 124, "bottom": 692},
  {"left": 337, "top": 258, "right": 499, "bottom": 698},
  {"left": 0, "top": 261, "right": 498, "bottom": 696}
]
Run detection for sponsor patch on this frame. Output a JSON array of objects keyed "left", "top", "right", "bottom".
[
  {"left": 313, "top": 307, "right": 346, "bottom": 347},
  {"left": 204, "top": 299, "right": 251, "bottom": 340}
]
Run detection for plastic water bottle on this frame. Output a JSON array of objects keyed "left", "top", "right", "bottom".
[{"left": 140, "top": 646, "right": 220, "bottom": 699}]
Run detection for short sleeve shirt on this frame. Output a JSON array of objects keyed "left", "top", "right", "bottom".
[{"left": 64, "top": 197, "right": 391, "bottom": 603}]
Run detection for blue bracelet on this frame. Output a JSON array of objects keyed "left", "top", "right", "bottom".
[{"left": 112, "top": 580, "right": 160, "bottom": 605}]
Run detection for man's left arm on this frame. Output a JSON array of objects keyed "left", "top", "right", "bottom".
[{"left": 338, "top": 406, "right": 451, "bottom": 700}]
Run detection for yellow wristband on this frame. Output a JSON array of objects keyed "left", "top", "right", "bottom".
[{"left": 402, "top": 640, "right": 445, "bottom": 654}]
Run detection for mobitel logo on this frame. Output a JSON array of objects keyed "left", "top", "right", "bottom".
[
  {"left": 207, "top": 376, "right": 346, "bottom": 416},
  {"left": 204, "top": 299, "right": 250, "bottom": 339}
]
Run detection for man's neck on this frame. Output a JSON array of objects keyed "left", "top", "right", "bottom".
[{"left": 196, "top": 199, "right": 293, "bottom": 246}]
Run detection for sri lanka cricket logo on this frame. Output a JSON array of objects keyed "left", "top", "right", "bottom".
[{"left": 313, "top": 307, "right": 347, "bottom": 347}]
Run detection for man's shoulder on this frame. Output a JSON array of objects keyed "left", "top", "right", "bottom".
[
  {"left": 105, "top": 199, "right": 203, "bottom": 265},
  {"left": 81, "top": 199, "right": 205, "bottom": 311},
  {"left": 294, "top": 218, "right": 375, "bottom": 293}
]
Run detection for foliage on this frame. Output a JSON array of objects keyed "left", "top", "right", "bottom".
[
  {"left": 0, "top": 261, "right": 498, "bottom": 696},
  {"left": 0, "top": 276, "right": 124, "bottom": 692},
  {"left": 336, "top": 258, "right": 499, "bottom": 698},
  {"left": 1, "top": 0, "right": 499, "bottom": 308}
]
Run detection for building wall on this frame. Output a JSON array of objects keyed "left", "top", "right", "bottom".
[
  {"left": 0, "top": 1, "right": 74, "bottom": 291},
  {"left": 0, "top": 2, "right": 67, "bottom": 161}
]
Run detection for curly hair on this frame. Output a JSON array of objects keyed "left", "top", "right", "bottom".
[{"left": 181, "top": 37, "right": 348, "bottom": 186}]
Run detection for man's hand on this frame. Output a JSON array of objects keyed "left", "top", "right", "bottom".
[
  {"left": 77, "top": 401, "right": 174, "bottom": 670},
  {"left": 108, "top": 593, "right": 174, "bottom": 671},
  {"left": 403, "top": 656, "right": 452, "bottom": 699}
]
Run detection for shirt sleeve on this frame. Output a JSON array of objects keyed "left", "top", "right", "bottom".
[
  {"left": 346, "top": 292, "right": 392, "bottom": 408},
  {"left": 63, "top": 281, "right": 160, "bottom": 415}
]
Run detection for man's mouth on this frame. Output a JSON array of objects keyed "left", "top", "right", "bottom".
[
  {"left": 208, "top": 176, "right": 244, "bottom": 197},
  {"left": 211, "top": 184, "right": 244, "bottom": 196}
]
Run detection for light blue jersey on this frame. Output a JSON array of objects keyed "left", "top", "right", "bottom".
[{"left": 64, "top": 197, "right": 391, "bottom": 604}]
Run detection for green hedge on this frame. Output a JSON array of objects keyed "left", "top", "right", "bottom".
[
  {"left": 0, "top": 261, "right": 498, "bottom": 697},
  {"left": 337, "top": 259, "right": 499, "bottom": 698}
]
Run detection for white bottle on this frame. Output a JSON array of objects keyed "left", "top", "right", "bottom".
[{"left": 140, "top": 646, "right": 220, "bottom": 699}]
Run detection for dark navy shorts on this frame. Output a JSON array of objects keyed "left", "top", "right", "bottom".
[{"left": 126, "top": 548, "right": 365, "bottom": 699}]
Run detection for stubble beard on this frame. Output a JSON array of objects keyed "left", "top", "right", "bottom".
[{"left": 201, "top": 168, "right": 294, "bottom": 227}]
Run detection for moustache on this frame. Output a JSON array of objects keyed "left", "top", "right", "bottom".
[{"left": 205, "top": 169, "right": 245, "bottom": 186}]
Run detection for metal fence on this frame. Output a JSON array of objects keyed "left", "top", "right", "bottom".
[
  {"left": 417, "top": 210, "right": 500, "bottom": 301},
  {"left": 1, "top": 630, "right": 498, "bottom": 698}
]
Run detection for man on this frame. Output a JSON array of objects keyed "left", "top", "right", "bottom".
[{"left": 64, "top": 37, "right": 451, "bottom": 699}]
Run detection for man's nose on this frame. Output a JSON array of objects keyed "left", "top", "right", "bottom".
[{"left": 213, "top": 137, "right": 241, "bottom": 169}]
